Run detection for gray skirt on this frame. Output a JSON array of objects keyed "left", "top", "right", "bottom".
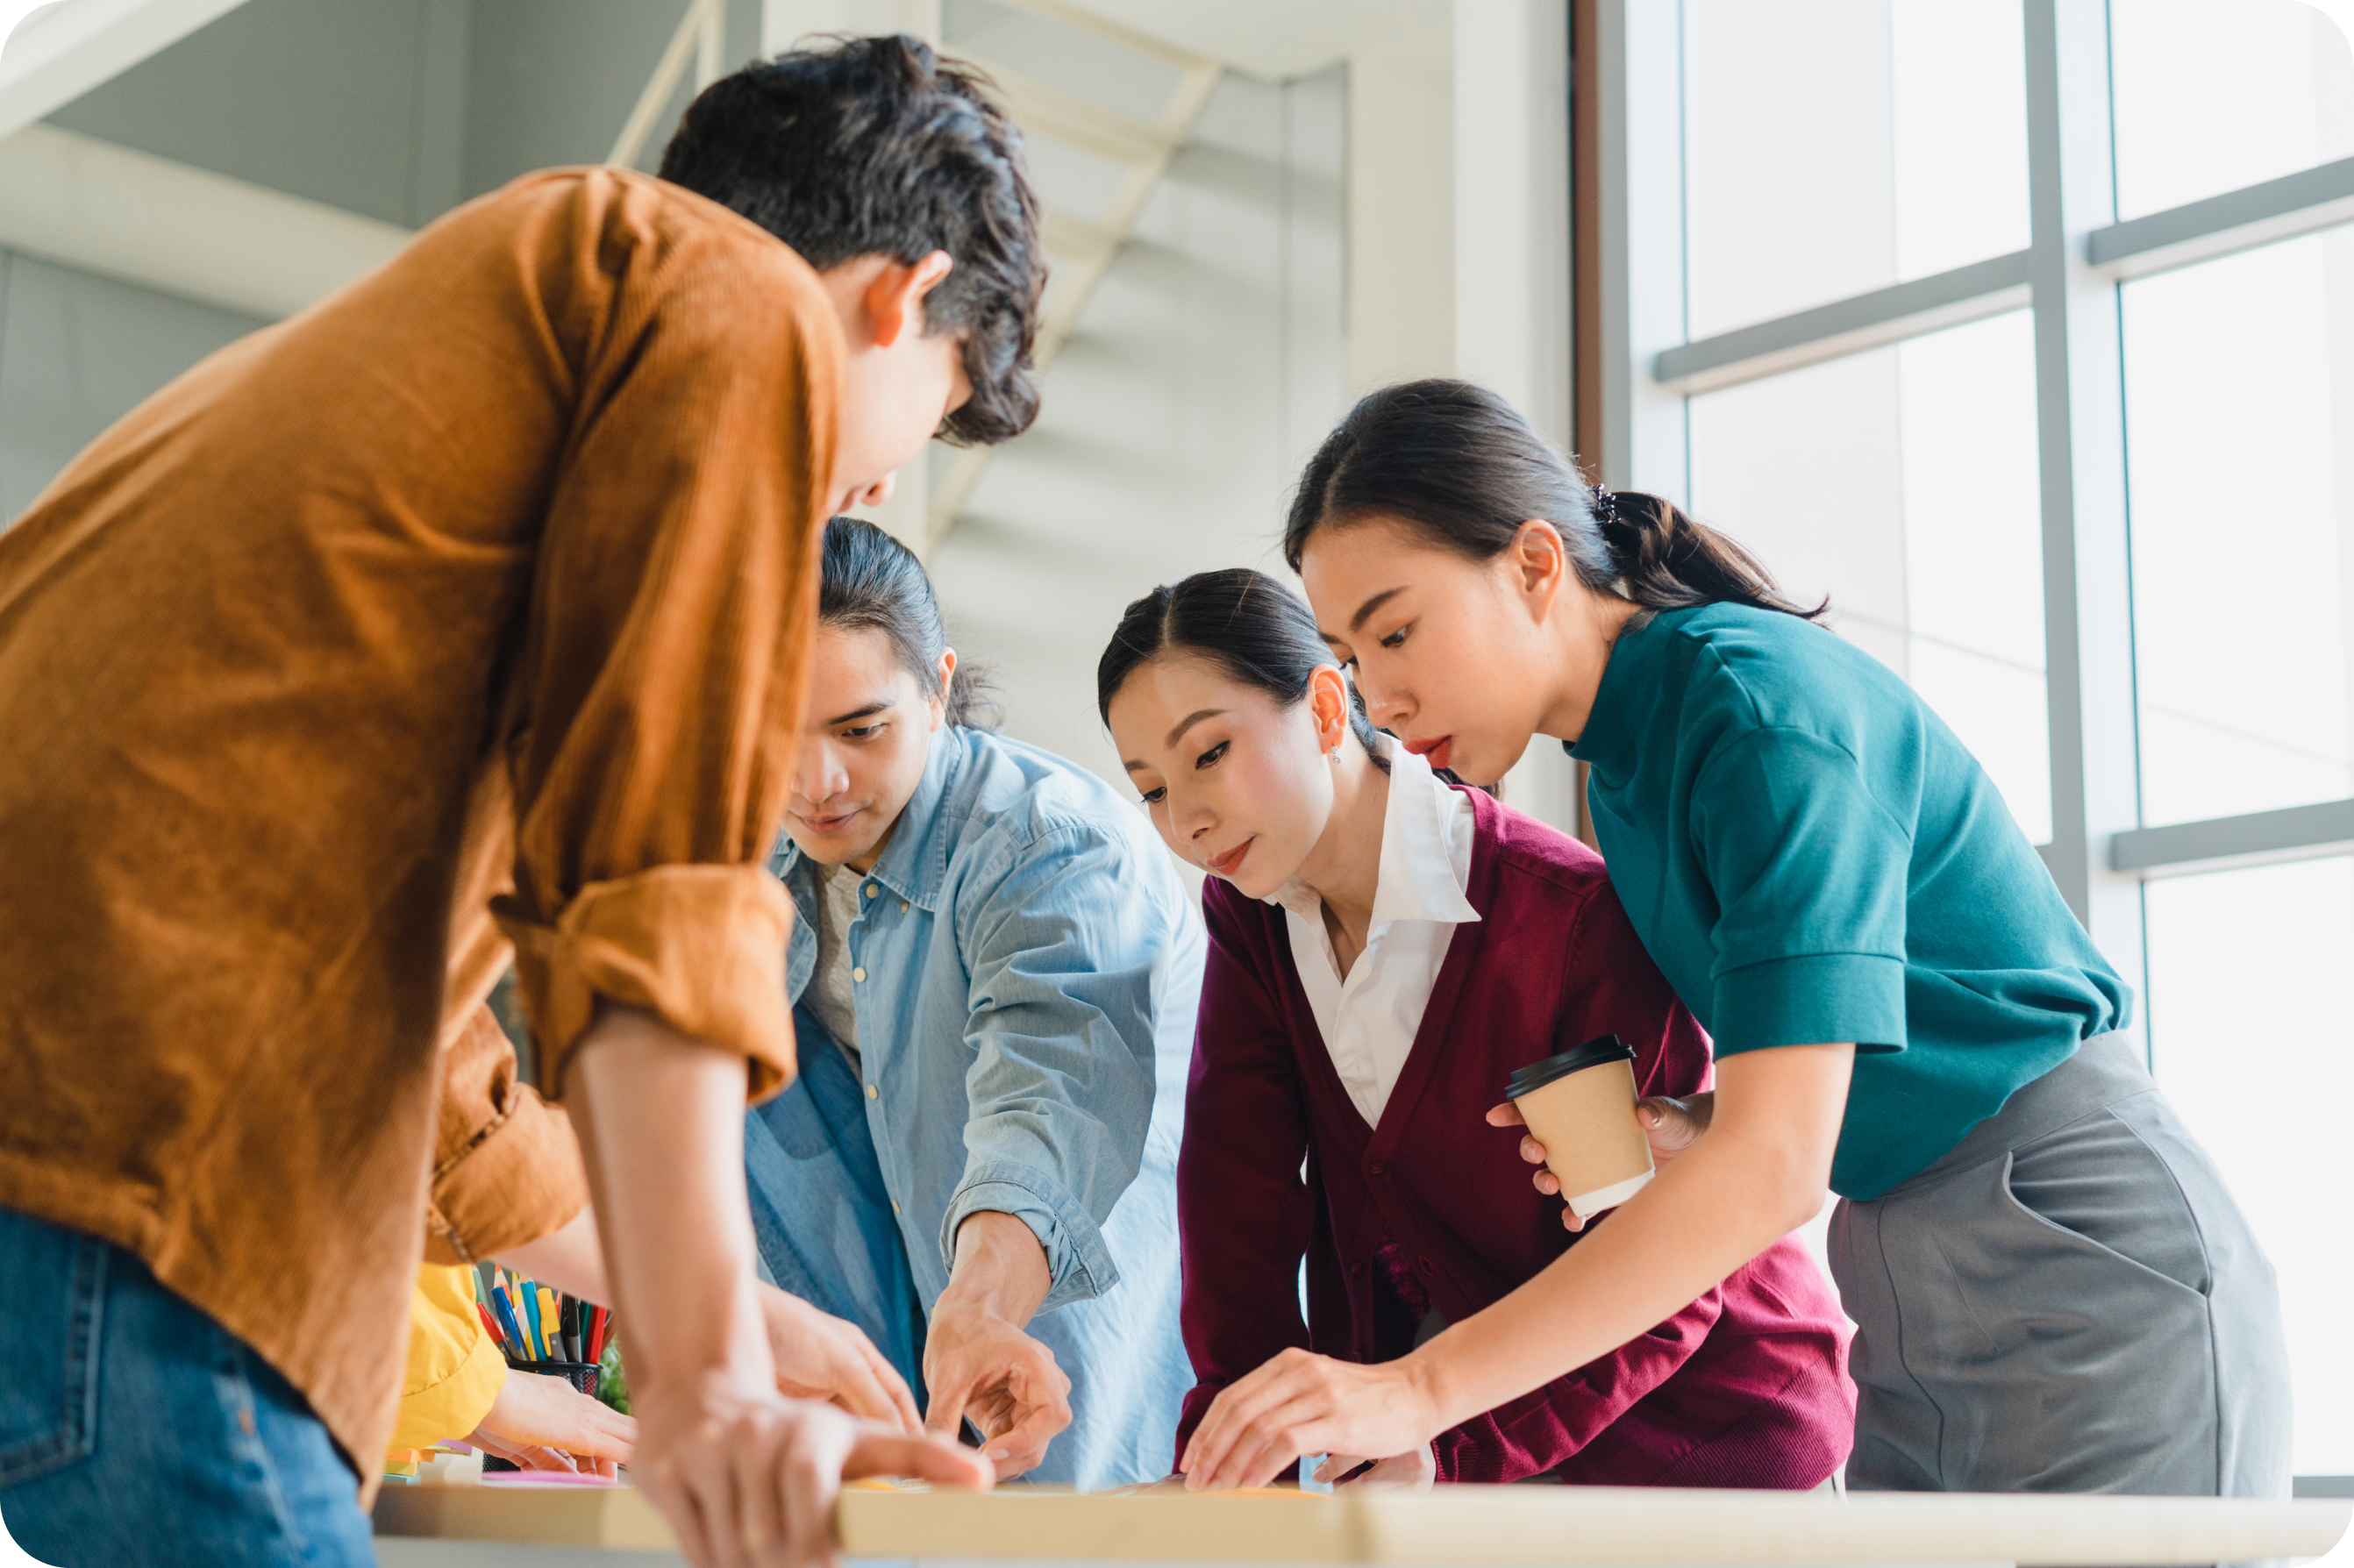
[{"left": 1827, "top": 1033, "right": 2293, "bottom": 1496}]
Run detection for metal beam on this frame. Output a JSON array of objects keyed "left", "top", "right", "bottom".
[
  {"left": 0, "top": 124, "right": 411, "bottom": 319},
  {"left": 2023, "top": 0, "right": 2145, "bottom": 999},
  {"left": 1653, "top": 251, "right": 2031, "bottom": 394},
  {"left": 0, "top": 0, "right": 249, "bottom": 141},
  {"left": 2088, "top": 153, "right": 2354, "bottom": 282},
  {"left": 1594, "top": 0, "right": 1687, "bottom": 497},
  {"left": 926, "top": 41, "right": 1221, "bottom": 547},
  {"left": 2112, "top": 797, "right": 2354, "bottom": 877},
  {"left": 961, "top": 54, "right": 1179, "bottom": 167},
  {"left": 609, "top": 0, "right": 714, "bottom": 170}
]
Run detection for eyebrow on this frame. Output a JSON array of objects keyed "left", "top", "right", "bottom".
[
  {"left": 824, "top": 700, "right": 896, "bottom": 727},
  {"left": 1165, "top": 708, "right": 1226, "bottom": 749},
  {"left": 1349, "top": 586, "right": 1409, "bottom": 633}
]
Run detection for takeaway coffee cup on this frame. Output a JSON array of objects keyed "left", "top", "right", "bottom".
[{"left": 1503, "top": 1034, "right": 1654, "bottom": 1219}]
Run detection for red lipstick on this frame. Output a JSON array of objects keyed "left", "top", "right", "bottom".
[
  {"left": 1208, "top": 839, "right": 1253, "bottom": 879},
  {"left": 1403, "top": 736, "right": 1453, "bottom": 771}
]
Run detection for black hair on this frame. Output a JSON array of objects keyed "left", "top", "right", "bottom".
[
  {"left": 658, "top": 34, "right": 1044, "bottom": 446},
  {"left": 820, "top": 516, "right": 999, "bottom": 730},
  {"left": 1095, "top": 568, "right": 1385, "bottom": 763},
  {"left": 1282, "top": 379, "right": 1823, "bottom": 620}
]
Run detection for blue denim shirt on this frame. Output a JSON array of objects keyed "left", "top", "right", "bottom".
[{"left": 768, "top": 725, "right": 1201, "bottom": 1487}]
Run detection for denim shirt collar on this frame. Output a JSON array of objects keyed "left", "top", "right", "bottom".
[{"left": 770, "top": 726, "right": 965, "bottom": 917}]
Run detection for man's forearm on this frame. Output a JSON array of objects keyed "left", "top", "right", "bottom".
[
  {"left": 938, "top": 1211, "right": 1051, "bottom": 1329},
  {"left": 492, "top": 1204, "right": 613, "bottom": 1304},
  {"left": 566, "top": 1005, "right": 773, "bottom": 1395}
]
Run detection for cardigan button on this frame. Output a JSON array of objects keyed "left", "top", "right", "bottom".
[
  {"left": 1417, "top": 1257, "right": 1435, "bottom": 1276},
  {"left": 1368, "top": 1160, "right": 1385, "bottom": 1175}
]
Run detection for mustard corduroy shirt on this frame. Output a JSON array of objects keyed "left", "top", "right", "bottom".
[{"left": 0, "top": 167, "right": 838, "bottom": 1492}]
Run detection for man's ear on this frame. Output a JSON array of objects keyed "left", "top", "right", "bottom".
[
  {"left": 932, "top": 649, "right": 958, "bottom": 723},
  {"left": 866, "top": 250, "right": 956, "bottom": 349}
]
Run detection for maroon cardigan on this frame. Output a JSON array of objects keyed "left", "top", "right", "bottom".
[{"left": 1175, "top": 788, "right": 1855, "bottom": 1486}]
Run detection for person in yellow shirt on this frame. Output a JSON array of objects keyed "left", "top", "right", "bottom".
[{"left": 389, "top": 1268, "right": 635, "bottom": 1479}]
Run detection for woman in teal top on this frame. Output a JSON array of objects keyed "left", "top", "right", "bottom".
[{"left": 1177, "top": 379, "right": 2289, "bottom": 1499}]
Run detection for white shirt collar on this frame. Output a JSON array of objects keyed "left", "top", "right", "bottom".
[{"left": 1268, "top": 734, "right": 1480, "bottom": 930}]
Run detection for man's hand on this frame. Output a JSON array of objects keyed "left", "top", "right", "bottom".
[
  {"left": 635, "top": 1375, "right": 991, "bottom": 1568},
  {"left": 567, "top": 1007, "right": 989, "bottom": 1568},
  {"left": 1484, "top": 1091, "right": 1715, "bottom": 1230},
  {"left": 1181, "top": 1348, "right": 1440, "bottom": 1493},
  {"left": 921, "top": 1211, "right": 1072, "bottom": 1477},
  {"left": 760, "top": 1286, "right": 922, "bottom": 1434},
  {"left": 468, "top": 1367, "right": 638, "bottom": 1478}
]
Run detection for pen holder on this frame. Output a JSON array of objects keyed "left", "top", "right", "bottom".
[{"left": 481, "top": 1359, "right": 603, "bottom": 1473}]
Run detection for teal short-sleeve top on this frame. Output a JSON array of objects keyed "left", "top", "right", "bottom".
[{"left": 1567, "top": 602, "right": 2131, "bottom": 1199}]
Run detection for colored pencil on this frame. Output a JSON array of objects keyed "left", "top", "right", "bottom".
[
  {"left": 490, "top": 1285, "right": 528, "bottom": 1361},
  {"left": 520, "top": 1281, "right": 545, "bottom": 1360},
  {"left": 474, "top": 1301, "right": 506, "bottom": 1347},
  {"left": 538, "top": 1286, "right": 560, "bottom": 1359},
  {"left": 588, "top": 1305, "right": 609, "bottom": 1364}
]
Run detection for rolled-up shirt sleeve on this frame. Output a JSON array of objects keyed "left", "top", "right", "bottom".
[
  {"left": 489, "top": 211, "right": 842, "bottom": 1104},
  {"left": 424, "top": 1005, "right": 588, "bottom": 1265},
  {"left": 940, "top": 823, "right": 1169, "bottom": 1313}
]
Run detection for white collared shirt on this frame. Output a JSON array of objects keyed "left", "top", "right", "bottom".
[{"left": 1271, "top": 737, "right": 1480, "bottom": 1128}]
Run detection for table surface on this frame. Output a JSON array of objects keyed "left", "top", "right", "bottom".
[{"left": 371, "top": 1479, "right": 2353, "bottom": 1565}]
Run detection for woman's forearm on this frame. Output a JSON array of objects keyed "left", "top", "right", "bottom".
[
  {"left": 1409, "top": 1043, "right": 1852, "bottom": 1430},
  {"left": 565, "top": 1006, "right": 774, "bottom": 1396}
]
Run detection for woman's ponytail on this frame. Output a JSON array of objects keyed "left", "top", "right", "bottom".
[
  {"left": 1590, "top": 489, "right": 1823, "bottom": 618},
  {"left": 1284, "top": 379, "right": 1823, "bottom": 623}
]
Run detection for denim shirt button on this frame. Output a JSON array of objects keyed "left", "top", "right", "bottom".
[
  {"left": 852, "top": 966, "right": 867, "bottom": 982},
  {"left": 865, "top": 883, "right": 878, "bottom": 899},
  {"left": 867, "top": 1084, "right": 878, "bottom": 1100}
]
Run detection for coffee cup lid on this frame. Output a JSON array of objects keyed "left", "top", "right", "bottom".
[{"left": 1504, "top": 1035, "right": 1635, "bottom": 1100}]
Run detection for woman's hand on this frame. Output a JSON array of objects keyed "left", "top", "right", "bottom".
[
  {"left": 1311, "top": 1443, "right": 1438, "bottom": 1491},
  {"left": 468, "top": 1368, "right": 638, "bottom": 1478},
  {"left": 759, "top": 1286, "right": 923, "bottom": 1435},
  {"left": 1483, "top": 1092, "right": 1715, "bottom": 1231},
  {"left": 1180, "top": 1348, "right": 1440, "bottom": 1493}
]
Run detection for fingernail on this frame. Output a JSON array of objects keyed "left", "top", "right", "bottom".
[{"left": 985, "top": 1448, "right": 1007, "bottom": 1460}]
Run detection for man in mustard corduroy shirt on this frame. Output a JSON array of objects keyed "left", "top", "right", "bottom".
[{"left": 0, "top": 35, "right": 1037, "bottom": 1568}]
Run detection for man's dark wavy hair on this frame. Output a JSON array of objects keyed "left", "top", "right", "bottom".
[{"left": 659, "top": 33, "right": 1044, "bottom": 446}]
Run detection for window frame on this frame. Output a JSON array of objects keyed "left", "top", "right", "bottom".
[{"left": 1583, "top": 0, "right": 2354, "bottom": 1009}]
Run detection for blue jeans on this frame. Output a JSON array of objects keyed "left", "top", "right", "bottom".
[
  {"left": 745, "top": 1009, "right": 931, "bottom": 1402},
  {"left": 0, "top": 1208, "right": 374, "bottom": 1567}
]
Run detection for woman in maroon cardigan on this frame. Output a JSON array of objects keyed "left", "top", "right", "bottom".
[{"left": 1099, "top": 569, "right": 1852, "bottom": 1489}]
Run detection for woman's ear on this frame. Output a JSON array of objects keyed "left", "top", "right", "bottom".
[
  {"left": 1510, "top": 519, "right": 1570, "bottom": 610},
  {"left": 1308, "top": 666, "right": 1352, "bottom": 753}
]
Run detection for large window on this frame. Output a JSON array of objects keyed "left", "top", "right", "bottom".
[{"left": 1595, "top": 0, "right": 2354, "bottom": 1480}]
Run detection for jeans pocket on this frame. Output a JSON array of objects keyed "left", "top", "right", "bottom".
[{"left": 0, "top": 1210, "right": 109, "bottom": 1486}]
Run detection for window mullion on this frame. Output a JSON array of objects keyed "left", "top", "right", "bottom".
[{"left": 2022, "top": 0, "right": 2146, "bottom": 1013}]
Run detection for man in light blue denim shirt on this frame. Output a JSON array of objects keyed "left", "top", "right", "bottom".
[{"left": 745, "top": 519, "right": 1199, "bottom": 1490}]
